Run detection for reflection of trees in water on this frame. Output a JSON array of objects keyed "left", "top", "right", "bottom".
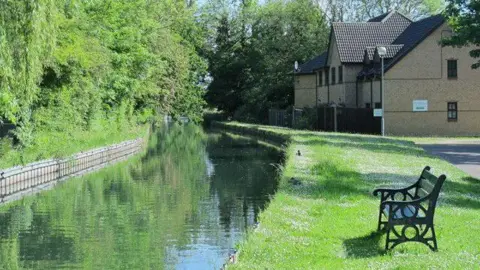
[
  {"left": 0, "top": 127, "right": 282, "bottom": 269},
  {"left": 206, "top": 133, "right": 281, "bottom": 233},
  {"left": 0, "top": 124, "right": 209, "bottom": 269}
]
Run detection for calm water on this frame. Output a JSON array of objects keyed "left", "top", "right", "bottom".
[{"left": 0, "top": 125, "right": 281, "bottom": 269}]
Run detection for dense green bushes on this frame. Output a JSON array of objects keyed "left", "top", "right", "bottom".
[
  {"left": 0, "top": 0, "right": 206, "bottom": 152},
  {"left": 202, "top": 0, "right": 329, "bottom": 122}
]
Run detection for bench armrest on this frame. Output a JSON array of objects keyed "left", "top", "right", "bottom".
[{"left": 373, "top": 183, "right": 418, "bottom": 202}]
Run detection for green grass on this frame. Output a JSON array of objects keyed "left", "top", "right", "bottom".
[
  {"left": 0, "top": 123, "right": 149, "bottom": 169},
  {"left": 218, "top": 122, "right": 480, "bottom": 269}
]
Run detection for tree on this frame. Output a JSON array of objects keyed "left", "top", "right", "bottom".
[
  {"left": 1, "top": 0, "right": 208, "bottom": 148},
  {"left": 316, "top": 0, "right": 444, "bottom": 22},
  {"left": 202, "top": 0, "right": 329, "bottom": 121},
  {"left": 204, "top": 14, "right": 250, "bottom": 115},
  {"left": 442, "top": 0, "right": 480, "bottom": 69}
]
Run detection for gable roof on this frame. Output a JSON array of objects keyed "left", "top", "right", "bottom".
[
  {"left": 368, "top": 11, "right": 412, "bottom": 23},
  {"left": 332, "top": 11, "right": 411, "bottom": 63},
  {"left": 359, "top": 14, "right": 445, "bottom": 77},
  {"left": 384, "top": 14, "right": 445, "bottom": 72},
  {"left": 296, "top": 52, "right": 327, "bottom": 74},
  {"left": 297, "top": 12, "right": 446, "bottom": 78}
]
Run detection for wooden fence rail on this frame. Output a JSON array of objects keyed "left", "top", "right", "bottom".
[{"left": 0, "top": 138, "right": 144, "bottom": 204}]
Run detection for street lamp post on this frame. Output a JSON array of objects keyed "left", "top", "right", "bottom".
[{"left": 377, "top": 46, "right": 387, "bottom": 136}]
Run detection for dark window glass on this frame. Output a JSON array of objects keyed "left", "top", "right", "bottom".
[
  {"left": 331, "top": 67, "right": 336, "bottom": 85},
  {"left": 447, "top": 60, "right": 457, "bottom": 79},
  {"left": 326, "top": 69, "right": 329, "bottom": 85},
  {"left": 375, "top": 102, "right": 381, "bottom": 109},
  {"left": 318, "top": 71, "right": 323, "bottom": 86},
  {"left": 447, "top": 102, "right": 457, "bottom": 121},
  {"left": 365, "top": 103, "right": 371, "bottom": 109},
  {"left": 339, "top": 66, "right": 343, "bottom": 83}
]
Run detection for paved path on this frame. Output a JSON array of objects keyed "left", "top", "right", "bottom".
[{"left": 420, "top": 141, "right": 480, "bottom": 178}]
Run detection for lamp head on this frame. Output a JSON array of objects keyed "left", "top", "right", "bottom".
[{"left": 377, "top": 46, "right": 387, "bottom": 57}]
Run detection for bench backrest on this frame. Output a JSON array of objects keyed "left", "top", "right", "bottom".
[{"left": 415, "top": 166, "right": 446, "bottom": 215}]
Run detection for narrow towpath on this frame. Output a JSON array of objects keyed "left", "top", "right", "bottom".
[{"left": 419, "top": 140, "right": 480, "bottom": 178}]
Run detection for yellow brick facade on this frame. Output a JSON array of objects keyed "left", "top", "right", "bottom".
[
  {"left": 294, "top": 74, "right": 316, "bottom": 108},
  {"left": 383, "top": 23, "right": 480, "bottom": 136},
  {"left": 294, "top": 22, "right": 480, "bottom": 136}
]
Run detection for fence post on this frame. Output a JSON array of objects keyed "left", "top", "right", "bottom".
[
  {"left": 292, "top": 107, "right": 295, "bottom": 128},
  {"left": 323, "top": 107, "right": 327, "bottom": 131},
  {"left": 56, "top": 159, "right": 61, "bottom": 181},
  {"left": 333, "top": 106, "right": 338, "bottom": 132}
]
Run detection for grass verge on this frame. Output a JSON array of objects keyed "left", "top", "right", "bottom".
[
  {"left": 216, "top": 122, "right": 480, "bottom": 269},
  {"left": 0, "top": 122, "right": 149, "bottom": 169}
]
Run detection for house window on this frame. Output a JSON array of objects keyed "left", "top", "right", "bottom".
[
  {"left": 338, "top": 66, "right": 343, "bottom": 83},
  {"left": 365, "top": 103, "right": 371, "bottom": 108},
  {"left": 331, "top": 67, "right": 336, "bottom": 85},
  {"left": 326, "top": 69, "right": 329, "bottom": 85},
  {"left": 447, "top": 60, "right": 457, "bottom": 79},
  {"left": 448, "top": 102, "right": 457, "bottom": 121},
  {"left": 375, "top": 102, "right": 381, "bottom": 109},
  {"left": 318, "top": 71, "right": 323, "bottom": 86}
]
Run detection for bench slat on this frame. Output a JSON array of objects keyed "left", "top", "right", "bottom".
[
  {"left": 422, "top": 170, "right": 438, "bottom": 183},
  {"left": 383, "top": 205, "right": 421, "bottom": 219},
  {"left": 419, "top": 179, "right": 435, "bottom": 192},
  {"left": 383, "top": 205, "right": 425, "bottom": 219},
  {"left": 416, "top": 187, "right": 429, "bottom": 198}
]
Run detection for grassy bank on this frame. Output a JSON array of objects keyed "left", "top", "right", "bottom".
[
  {"left": 0, "top": 122, "right": 149, "bottom": 170},
  {"left": 216, "top": 122, "right": 480, "bottom": 269}
]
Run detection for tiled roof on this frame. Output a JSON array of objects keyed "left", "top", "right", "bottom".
[
  {"left": 359, "top": 14, "right": 445, "bottom": 77},
  {"left": 333, "top": 11, "right": 411, "bottom": 63},
  {"left": 368, "top": 11, "right": 412, "bottom": 23},
  {"left": 384, "top": 14, "right": 445, "bottom": 71},
  {"left": 296, "top": 52, "right": 327, "bottom": 74},
  {"left": 365, "top": 45, "right": 404, "bottom": 60}
]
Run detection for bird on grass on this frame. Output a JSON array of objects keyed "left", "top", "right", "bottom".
[{"left": 289, "top": 177, "right": 302, "bottom": 185}]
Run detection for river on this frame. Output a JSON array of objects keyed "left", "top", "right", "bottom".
[{"left": 0, "top": 124, "right": 282, "bottom": 269}]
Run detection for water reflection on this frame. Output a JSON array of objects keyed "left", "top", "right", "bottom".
[{"left": 0, "top": 125, "right": 281, "bottom": 269}]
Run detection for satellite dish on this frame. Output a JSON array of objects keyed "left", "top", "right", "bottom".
[{"left": 294, "top": 61, "right": 299, "bottom": 71}]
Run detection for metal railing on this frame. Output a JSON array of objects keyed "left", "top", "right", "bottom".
[{"left": 0, "top": 138, "right": 143, "bottom": 203}]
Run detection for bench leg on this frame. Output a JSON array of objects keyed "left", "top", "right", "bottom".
[
  {"left": 377, "top": 206, "right": 384, "bottom": 231},
  {"left": 385, "top": 226, "right": 391, "bottom": 250},
  {"left": 415, "top": 224, "right": 438, "bottom": 251},
  {"left": 427, "top": 225, "right": 438, "bottom": 251},
  {"left": 385, "top": 224, "right": 438, "bottom": 251}
]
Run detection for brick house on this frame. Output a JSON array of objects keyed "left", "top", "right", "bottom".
[{"left": 294, "top": 11, "right": 479, "bottom": 136}]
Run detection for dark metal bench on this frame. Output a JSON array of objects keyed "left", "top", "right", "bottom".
[{"left": 373, "top": 166, "right": 446, "bottom": 251}]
